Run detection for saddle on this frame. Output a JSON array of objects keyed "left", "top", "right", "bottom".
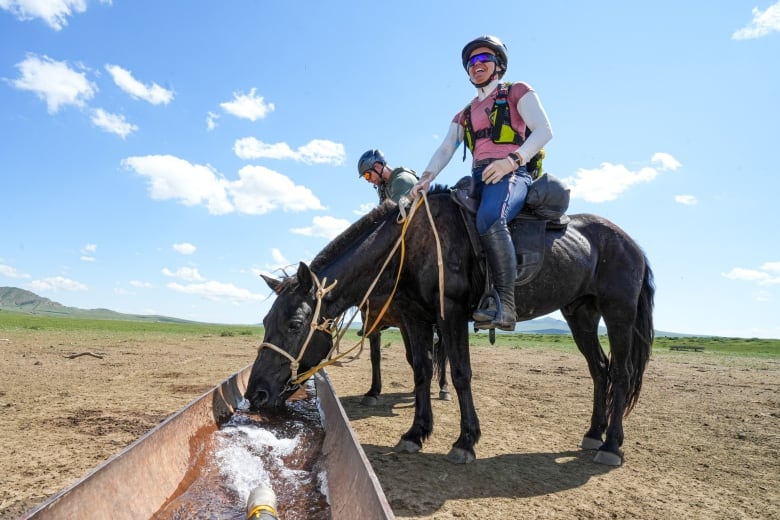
[{"left": 451, "top": 173, "right": 571, "bottom": 286}]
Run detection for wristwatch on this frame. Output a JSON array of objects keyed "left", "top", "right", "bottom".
[{"left": 508, "top": 152, "right": 523, "bottom": 166}]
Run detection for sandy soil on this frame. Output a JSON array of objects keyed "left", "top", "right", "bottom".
[{"left": 1, "top": 328, "right": 778, "bottom": 519}]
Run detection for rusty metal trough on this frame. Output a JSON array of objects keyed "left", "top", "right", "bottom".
[{"left": 22, "top": 367, "right": 394, "bottom": 519}]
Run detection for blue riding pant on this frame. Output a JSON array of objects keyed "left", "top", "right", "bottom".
[{"left": 472, "top": 163, "right": 532, "bottom": 234}]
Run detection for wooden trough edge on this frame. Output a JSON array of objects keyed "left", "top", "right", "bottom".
[{"left": 21, "top": 366, "right": 395, "bottom": 520}]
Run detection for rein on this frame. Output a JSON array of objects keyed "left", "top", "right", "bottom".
[{"left": 258, "top": 191, "right": 445, "bottom": 388}]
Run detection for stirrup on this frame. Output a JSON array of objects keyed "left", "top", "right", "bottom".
[
  {"left": 474, "top": 319, "right": 495, "bottom": 330},
  {"left": 473, "top": 288, "right": 499, "bottom": 322}
]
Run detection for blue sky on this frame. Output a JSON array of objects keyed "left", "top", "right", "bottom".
[{"left": 1, "top": 1, "right": 779, "bottom": 338}]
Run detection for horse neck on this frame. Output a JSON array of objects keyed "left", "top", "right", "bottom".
[{"left": 317, "top": 217, "right": 402, "bottom": 317}]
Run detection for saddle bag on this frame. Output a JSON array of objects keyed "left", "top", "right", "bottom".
[{"left": 524, "top": 173, "right": 570, "bottom": 221}]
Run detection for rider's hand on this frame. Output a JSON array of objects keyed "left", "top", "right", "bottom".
[
  {"left": 482, "top": 157, "right": 518, "bottom": 184},
  {"left": 410, "top": 172, "right": 433, "bottom": 198}
]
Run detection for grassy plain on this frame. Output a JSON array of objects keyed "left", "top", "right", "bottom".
[{"left": 2, "top": 311, "right": 778, "bottom": 357}]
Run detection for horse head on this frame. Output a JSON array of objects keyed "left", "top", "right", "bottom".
[{"left": 245, "top": 262, "right": 335, "bottom": 409}]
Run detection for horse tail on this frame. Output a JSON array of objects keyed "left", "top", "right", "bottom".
[{"left": 624, "top": 258, "right": 655, "bottom": 416}]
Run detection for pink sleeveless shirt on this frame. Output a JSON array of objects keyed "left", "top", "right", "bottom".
[{"left": 452, "top": 82, "right": 533, "bottom": 164}]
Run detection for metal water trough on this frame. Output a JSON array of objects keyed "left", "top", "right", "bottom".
[{"left": 22, "top": 367, "right": 394, "bottom": 519}]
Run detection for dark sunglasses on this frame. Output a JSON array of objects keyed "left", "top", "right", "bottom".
[{"left": 467, "top": 52, "right": 498, "bottom": 69}]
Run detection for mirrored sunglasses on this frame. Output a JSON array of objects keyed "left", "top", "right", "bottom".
[
  {"left": 362, "top": 171, "right": 373, "bottom": 180},
  {"left": 467, "top": 52, "right": 498, "bottom": 68}
]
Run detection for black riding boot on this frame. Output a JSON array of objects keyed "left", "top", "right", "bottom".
[{"left": 473, "top": 219, "right": 517, "bottom": 331}]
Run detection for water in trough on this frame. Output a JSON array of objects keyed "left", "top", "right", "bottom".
[{"left": 152, "top": 381, "right": 330, "bottom": 520}]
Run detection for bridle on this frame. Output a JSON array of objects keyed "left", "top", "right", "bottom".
[{"left": 256, "top": 273, "right": 340, "bottom": 389}]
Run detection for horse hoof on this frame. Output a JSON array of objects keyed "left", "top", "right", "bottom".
[
  {"left": 446, "top": 447, "right": 475, "bottom": 464},
  {"left": 438, "top": 391, "right": 452, "bottom": 401},
  {"left": 393, "top": 439, "right": 421, "bottom": 454},
  {"left": 579, "top": 436, "right": 603, "bottom": 450},
  {"left": 361, "top": 395, "right": 380, "bottom": 406},
  {"left": 593, "top": 449, "right": 623, "bottom": 466}
]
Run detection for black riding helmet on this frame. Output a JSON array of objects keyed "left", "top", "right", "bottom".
[
  {"left": 357, "top": 149, "right": 386, "bottom": 177},
  {"left": 461, "top": 35, "right": 508, "bottom": 86}
]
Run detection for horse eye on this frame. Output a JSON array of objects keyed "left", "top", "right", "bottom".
[{"left": 287, "top": 320, "right": 303, "bottom": 333}]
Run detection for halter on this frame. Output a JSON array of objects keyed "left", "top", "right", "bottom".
[{"left": 256, "top": 273, "right": 339, "bottom": 387}]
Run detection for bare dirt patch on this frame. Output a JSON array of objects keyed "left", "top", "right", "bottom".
[{"left": 1, "top": 329, "right": 778, "bottom": 519}]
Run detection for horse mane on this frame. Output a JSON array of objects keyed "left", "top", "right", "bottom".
[
  {"left": 310, "top": 201, "right": 397, "bottom": 272},
  {"left": 427, "top": 183, "right": 450, "bottom": 195},
  {"left": 309, "top": 185, "right": 452, "bottom": 273}
]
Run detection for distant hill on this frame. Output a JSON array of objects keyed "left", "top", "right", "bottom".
[
  {"left": 0, "top": 287, "right": 193, "bottom": 323},
  {"left": 513, "top": 316, "right": 580, "bottom": 334}
]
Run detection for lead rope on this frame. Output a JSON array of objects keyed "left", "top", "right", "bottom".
[{"left": 264, "top": 192, "right": 445, "bottom": 387}]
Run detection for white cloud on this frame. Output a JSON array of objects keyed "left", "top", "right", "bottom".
[
  {"left": 732, "top": 2, "right": 780, "bottom": 40},
  {"left": 674, "top": 195, "right": 697, "bottom": 205},
  {"left": 233, "top": 137, "right": 346, "bottom": 165},
  {"left": 291, "top": 215, "right": 351, "bottom": 239},
  {"left": 761, "top": 262, "right": 780, "bottom": 273},
  {"left": 0, "top": 0, "right": 100, "bottom": 30},
  {"left": 271, "top": 248, "right": 288, "bottom": 265},
  {"left": 206, "top": 111, "right": 219, "bottom": 131},
  {"left": 0, "top": 263, "right": 31, "bottom": 279},
  {"left": 122, "top": 155, "right": 323, "bottom": 215},
  {"left": 227, "top": 165, "right": 324, "bottom": 214},
  {"left": 167, "top": 280, "right": 265, "bottom": 302},
  {"left": 30, "top": 276, "right": 88, "bottom": 292},
  {"left": 105, "top": 64, "right": 174, "bottom": 105},
  {"left": 220, "top": 88, "right": 274, "bottom": 121},
  {"left": 91, "top": 108, "right": 137, "bottom": 138},
  {"left": 11, "top": 54, "right": 96, "bottom": 113},
  {"left": 651, "top": 152, "right": 682, "bottom": 171},
  {"left": 122, "top": 154, "right": 234, "bottom": 215},
  {"left": 722, "top": 266, "right": 780, "bottom": 285},
  {"left": 354, "top": 202, "right": 375, "bottom": 215},
  {"left": 130, "top": 280, "right": 152, "bottom": 288},
  {"left": 80, "top": 256, "right": 95, "bottom": 262},
  {"left": 162, "top": 267, "right": 204, "bottom": 281},
  {"left": 562, "top": 153, "right": 679, "bottom": 203},
  {"left": 251, "top": 249, "right": 295, "bottom": 279},
  {"left": 173, "top": 242, "right": 196, "bottom": 255}
]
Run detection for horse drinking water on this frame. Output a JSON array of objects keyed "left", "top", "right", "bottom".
[{"left": 246, "top": 187, "right": 654, "bottom": 466}]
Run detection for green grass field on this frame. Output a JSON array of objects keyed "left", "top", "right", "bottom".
[
  {"left": 2, "top": 311, "right": 778, "bottom": 357},
  {"left": 0, "top": 311, "right": 259, "bottom": 337}
]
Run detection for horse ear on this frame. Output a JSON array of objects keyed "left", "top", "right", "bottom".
[
  {"left": 261, "top": 274, "right": 283, "bottom": 294},
  {"left": 296, "top": 261, "right": 314, "bottom": 291}
]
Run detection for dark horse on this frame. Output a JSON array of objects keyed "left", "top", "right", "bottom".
[{"left": 246, "top": 187, "right": 654, "bottom": 466}]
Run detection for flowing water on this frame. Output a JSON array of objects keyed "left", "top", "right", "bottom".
[{"left": 152, "top": 381, "right": 330, "bottom": 520}]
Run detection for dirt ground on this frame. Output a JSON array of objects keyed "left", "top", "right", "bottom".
[{"left": 1, "top": 328, "right": 778, "bottom": 519}]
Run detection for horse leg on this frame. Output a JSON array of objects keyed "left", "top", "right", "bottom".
[
  {"left": 592, "top": 320, "right": 635, "bottom": 466},
  {"left": 592, "top": 265, "right": 654, "bottom": 467},
  {"left": 361, "top": 331, "right": 383, "bottom": 406},
  {"left": 393, "top": 319, "right": 434, "bottom": 455},
  {"left": 433, "top": 326, "right": 451, "bottom": 401},
  {"left": 442, "top": 314, "right": 480, "bottom": 464},
  {"left": 563, "top": 302, "right": 609, "bottom": 451}
]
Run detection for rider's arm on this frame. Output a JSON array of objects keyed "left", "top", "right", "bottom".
[
  {"left": 514, "top": 91, "right": 552, "bottom": 164},
  {"left": 414, "top": 122, "right": 462, "bottom": 192}
]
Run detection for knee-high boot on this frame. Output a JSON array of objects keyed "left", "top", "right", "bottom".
[{"left": 473, "top": 219, "right": 517, "bottom": 331}]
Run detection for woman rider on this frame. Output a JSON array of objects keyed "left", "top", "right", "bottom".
[{"left": 410, "top": 35, "right": 553, "bottom": 331}]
